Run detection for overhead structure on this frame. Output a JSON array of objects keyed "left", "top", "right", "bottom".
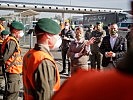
[
  {"left": 0, "top": 1, "right": 123, "bottom": 14},
  {"left": 16, "top": 9, "right": 39, "bottom": 17}
]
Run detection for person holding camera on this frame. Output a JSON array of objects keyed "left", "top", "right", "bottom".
[{"left": 59, "top": 21, "right": 75, "bottom": 75}]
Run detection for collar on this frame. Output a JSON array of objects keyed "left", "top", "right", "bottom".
[
  {"left": 9, "top": 35, "right": 19, "bottom": 42},
  {"left": 34, "top": 43, "right": 53, "bottom": 57},
  {"left": 110, "top": 33, "right": 118, "bottom": 38}
]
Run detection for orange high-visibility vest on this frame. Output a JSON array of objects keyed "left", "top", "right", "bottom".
[
  {"left": 0, "top": 24, "right": 5, "bottom": 32},
  {"left": 23, "top": 49, "right": 60, "bottom": 100},
  {"left": 1, "top": 36, "right": 22, "bottom": 74}
]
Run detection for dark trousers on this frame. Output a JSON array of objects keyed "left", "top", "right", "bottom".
[
  {"left": 4, "top": 73, "right": 20, "bottom": 100},
  {"left": 90, "top": 52, "right": 102, "bottom": 70},
  {"left": 61, "top": 48, "right": 70, "bottom": 72}
]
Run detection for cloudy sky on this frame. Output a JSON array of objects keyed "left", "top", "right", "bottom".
[{"left": 0, "top": 0, "right": 131, "bottom": 18}]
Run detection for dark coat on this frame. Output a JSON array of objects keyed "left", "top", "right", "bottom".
[
  {"left": 60, "top": 28, "right": 75, "bottom": 50},
  {"left": 125, "top": 31, "right": 132, "bottom": 50},
  {"left": 99, "top": 35, "right": 127, "bottom": 67}
]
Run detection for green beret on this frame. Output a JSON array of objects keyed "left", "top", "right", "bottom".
[
  {"left": 0, "top": 17, "right": 6, "bottom": 21},
  {"left": 1, "top": 30, "right": 9, "bottom": 35},
  {"left": 11, "top": 20, "right": 24, "bottom": 30},
  {"left": 36, "top": 18, "right": 60, "bottom": 35}
]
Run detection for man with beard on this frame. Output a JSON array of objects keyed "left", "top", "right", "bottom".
[{"left": 99, "top": 23, "right": 127, "bottom": 69}]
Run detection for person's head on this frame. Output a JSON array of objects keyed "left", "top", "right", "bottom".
[
  {"left": 35, "top": 18, "right": 61, "bottom": 50},
  {"left": 127, "top": 24, "right": 132, "bottom": 31},
  {"left": 93, "top": 25, "right": 97, "bottom": 30},
  {"left": 108, "top": 23, "right": 111, "bottom": 29},
  {"left": 96, "top": 22, "right": 103, "bottom": 31},
  {"left": 109, "top": 23, "right": 118, "bottom": 36},
  {"left": 0, "top": 17, "right": 6, "bottom": 25},
  {"left": 1, "top": 30, "right": 10, "bottom": 40},
  {"left": 89, "top": 24, "right": 94, "bottom": 31},
  {"left": 75, "top": 27, "right": 84, "bottom": 40},
  {"left": 10, "top": 20, "right": 24, "bottom": 39},
  {"left": 64, "top": 22, "right": 70, "bottom": 30}
]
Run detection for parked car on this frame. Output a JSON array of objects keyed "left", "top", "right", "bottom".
[
  {"left": 118, "top": 16, "right": 133, "bottom": 31},
  {"left": 118, "top": 22, "right": 133, "bottom": 31}
]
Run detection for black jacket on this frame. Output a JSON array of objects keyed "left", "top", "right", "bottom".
[
  {"left": 60, "top": 28, "right": 75, "bottom": 50},
  {"left": 99, "top": 35, "right": 127, "bottom": 67}
]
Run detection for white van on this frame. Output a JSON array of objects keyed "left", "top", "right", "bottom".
[
  {"left": 118, "top": 22, "right": 133, "bottom": 31},
  {"left": 118, "top": 17, "right": 133, "bottom": 31}
]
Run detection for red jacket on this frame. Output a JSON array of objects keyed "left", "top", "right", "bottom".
[{"left": 52, "top": 69, "right": 133, "bottom": 100}]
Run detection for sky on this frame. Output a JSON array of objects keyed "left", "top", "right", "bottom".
[{"left": 0, "top": 0, "right": 132, "bottom": 18}]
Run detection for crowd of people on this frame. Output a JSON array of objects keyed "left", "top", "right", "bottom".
[
  {"left": 0, "top": 12, "right": 132, "bottom": 100},
  {"left": 52, "top": 18, "right": 133, "bottom": 100},
  {"left": 59, "top": 21, "right": 128, "bottom": 76}
]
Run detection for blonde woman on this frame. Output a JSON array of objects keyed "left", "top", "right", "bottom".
[{"left": 67, "top": 27, "right": 95, "bottom": 75}]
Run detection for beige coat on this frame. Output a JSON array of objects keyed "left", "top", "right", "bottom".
[{"left": 67, "top": 38, "right": 90, "bottom": 73}]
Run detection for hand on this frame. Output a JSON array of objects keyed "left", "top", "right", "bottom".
[
  {"left": 109, "top": 51, "right": 115, "bottom": 57},
  {"left": 105, "top": 52, "right": 110, "bottom": 58},
  {"left": 75, "top": 53, "right": 82, "bottom": 58},
  {"left": 85, "top": 37, "right": 95, "bottom": 46},
  {"left": 109, "top": 51, "right": 116, "bottom": 57},
  {"left": 105, "top": 51, "right": 115, "bottom": 57}
]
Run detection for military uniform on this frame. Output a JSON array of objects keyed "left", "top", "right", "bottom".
[
  {"left": 90, "top": 28, "right": 106, "bottom": 70},
  {"left": 0, "top": 17, "right": 6, "bottom": 32},
  {"left": 0, "top": 30, "right": 9, "bottom": 89},
  {"left": 23, "top": 18, "right": 60, "bottom": 100},
  {"left": 1, "top": 21, "right": 24, "bottom": 100},
  {"left": 23, "top": 44, "right": 60, "bottom": 100}
]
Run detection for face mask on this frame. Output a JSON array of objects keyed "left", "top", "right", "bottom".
[
  {"left": 65, "top": 26, "right": 69, "bottom": 30},
  {"left": 2, "top": 21, "right": 6, "bottom": 27},
  {"left": 51, "top": 35, "right": 62, "bottom": 50},
  {"left": 19, "top": 31, "right": 24, "bottom": 37},
  {"left": 90, "top": 28, "right": 93, "bottom": 31}
]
